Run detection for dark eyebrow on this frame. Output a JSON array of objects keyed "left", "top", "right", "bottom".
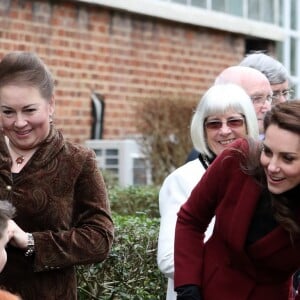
[
  {"left": 1, "top": 104, "right": 37, "bottom": 109},
  {"left": 263, "top": 143, "right": 298, "bottom": 156}
]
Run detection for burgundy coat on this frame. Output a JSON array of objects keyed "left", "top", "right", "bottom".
[
  {"left": 0, "top": 126, "right": 114, "bottom": 300},
  {"left": 174, "top": 139, "right": 300, "bottom": 300}
]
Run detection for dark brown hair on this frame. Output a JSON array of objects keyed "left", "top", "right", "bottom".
[
  {"left": 266, "top": 101, "right": 300, "bottom": 237},
  {"left": 264, "top": 100, "right": 300, "bottom": 134},
  {"left": 0, "top": 51, "right": 54, "bottom": 101},
  {"left": 244, "top": 101, "right": 300, "bottom": 237}
]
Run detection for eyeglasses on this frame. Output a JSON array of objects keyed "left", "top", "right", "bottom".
[
  {"left": 272, "top": 89, "right": 293, "bottom": 104},
  {"left": 205, "top": 117, "right": 245, "bottom": 130},
  {"left": 250, "top": 95, "right": 273, "bottom": 107}
]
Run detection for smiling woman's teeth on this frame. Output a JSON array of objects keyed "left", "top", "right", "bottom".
[
  {"left": 219, "top": 139, "right": 235, "bottom": 145},
  {"left": 269, "top": 176, "right": 284, "bottom": 182}
]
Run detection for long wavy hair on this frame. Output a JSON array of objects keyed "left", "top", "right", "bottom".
[{"left": 242, "top": 101, "right": 300, "bottom": 238}]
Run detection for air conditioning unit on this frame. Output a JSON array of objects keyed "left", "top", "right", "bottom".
[{"left": 85, "top": 139, "right": 151, "bottom": 187}]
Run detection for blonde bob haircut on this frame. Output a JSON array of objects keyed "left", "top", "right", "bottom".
[{"left": 190, "top": 83, "right": 259, "bottom": 158}]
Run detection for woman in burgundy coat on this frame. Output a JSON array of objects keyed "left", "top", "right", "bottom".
[
  {"left": 174, "top": 101, "right": 300, "bottom": 300},
  {"left": 0, "top": 51, "right": 114, "bottom": 300}
]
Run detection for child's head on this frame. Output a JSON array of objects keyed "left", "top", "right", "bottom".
[{"left": 0, "top": 201, "right": 15, "bottom": 272}]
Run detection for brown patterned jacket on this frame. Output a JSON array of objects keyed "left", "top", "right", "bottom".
[{"left": 0, "top": 126, "right": 114, "bottom": 300}]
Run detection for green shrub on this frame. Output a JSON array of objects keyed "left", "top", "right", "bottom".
[
  {"left": 109, "top": 185, "right": 160, "bottom": 218},
  {"left": 77, "top": 214, "right": 167, "bottom": 299}
]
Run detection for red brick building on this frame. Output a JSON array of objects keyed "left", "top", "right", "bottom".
[{"left": 0, "top": 0, "right": 263, "bottom": 144}]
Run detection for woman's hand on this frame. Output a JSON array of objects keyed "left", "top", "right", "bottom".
[{"left": 7, "top": 220, "right": 28, "bottom": 249}]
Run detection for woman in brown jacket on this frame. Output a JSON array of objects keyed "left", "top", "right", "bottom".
[{"left": 0, "top": 51, "right": 114, "bottom": 300}]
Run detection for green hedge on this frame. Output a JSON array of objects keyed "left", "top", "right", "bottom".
[
  {"left": 77, "top": 185, "right": 167, "bottom": 299},
  {"left": 109, "top": 185, "right": 160, "bottom": 218}
]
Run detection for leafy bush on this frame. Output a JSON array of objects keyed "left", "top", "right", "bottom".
[
  {"left": 109, "top": 185, "right": 160, "bottom": 218},
  {"left": 76, "top": 185, "right": 166, "bottom": 299},
  {"left": 77, "top": 214, "right": 167, "bottom": 300}
]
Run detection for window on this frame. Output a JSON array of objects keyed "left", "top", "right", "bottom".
[
  {"left": 261, "top": 0, "right": 275, "bottom": 23},
  {"left": 291, "top": 0, "right": 297, "bottom": 29},
  {"left": 191, "top": 0, "right": 206, "bottom": 7},
  {"left": 212, "top": 0, "right": 242, "bottom": 16},
  {"left": 290, "top": 37, "right": 297, "bottom": 76}
]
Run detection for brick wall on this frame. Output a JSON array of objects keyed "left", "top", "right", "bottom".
[{"left": 0, "top": 0, "right": 245, "bottom": 144}]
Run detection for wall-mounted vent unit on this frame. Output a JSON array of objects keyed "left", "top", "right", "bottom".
[{"left": 85, "top": 139, "right": 151, "bottom": 187}]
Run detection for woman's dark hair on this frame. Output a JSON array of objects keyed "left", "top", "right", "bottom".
[
  {"left": 264, "top": 100, "right": 300, "bottom": 134},
  {"left": 243, "top": 101, "right": 300, "bottom": 237},
  {"left": 0, "top": 51, "right": 54, "bottom": 101}
]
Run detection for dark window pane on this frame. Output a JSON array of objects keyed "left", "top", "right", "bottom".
[
  {"left": 105, "top": 158, "right": 119, "bottom": 165},
  {"left": 105, "top": 149, "right": 118, "bottom": 156},
  {"left": 93, "top": 149, "right": 102, "bottom": 156}
]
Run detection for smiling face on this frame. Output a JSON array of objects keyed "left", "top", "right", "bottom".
[
  {"left": 205, "top": 110, "right": 247, "bottom": 155},
  {"left": 260, "top": 124, "right": 300, "bottom": 194},
  {"left": 0, "top": 85, "right": 54, "bottom": 151}
]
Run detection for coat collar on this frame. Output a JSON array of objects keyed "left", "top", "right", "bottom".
[
  {"left": 228, "top": 177, "right": 300, "bottom": 261},
  {"left": 0, "top": 126, "right": 65, "bottom": 172},
  {"left": 228, "top": 176, "right": 262, "bottom": 252},
  {"left": 28, "top": 126, "right": 65, "bottom": 168}
]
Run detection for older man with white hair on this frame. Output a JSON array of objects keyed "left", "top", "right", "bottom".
[{"left": 214, "top": 65, "right": 273, "bottom": 135}]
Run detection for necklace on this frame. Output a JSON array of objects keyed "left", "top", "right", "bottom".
[
  {"left": 7, "top": 142, "right": 26, "bottom": 167},
  {"left": 15, "top": 155, "right": 25, "bottom": 166}
]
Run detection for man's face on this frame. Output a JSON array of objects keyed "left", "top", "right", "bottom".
[
  {"left": 271, "top": 80, "right": 291, "bottom": 104},
  {"left": 242, "top": 79, "right": 272, "bottom": 134}
]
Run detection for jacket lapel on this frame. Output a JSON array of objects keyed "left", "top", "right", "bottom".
[{"left": 228, "top": 176, "right": 262, "bottom": 252}]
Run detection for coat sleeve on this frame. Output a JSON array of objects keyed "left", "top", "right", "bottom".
[
  {"left": 32, "top": 148, "right": 114, "bottom": 272},
  {"left": 174, "top": 147, "right": 239, "bottom": 288},
  {"left": 157, "top": 161, "right": 212, "bottom": 280},
  {"left": 157, "top": 169, "right": 195, "bottom": 279}
]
